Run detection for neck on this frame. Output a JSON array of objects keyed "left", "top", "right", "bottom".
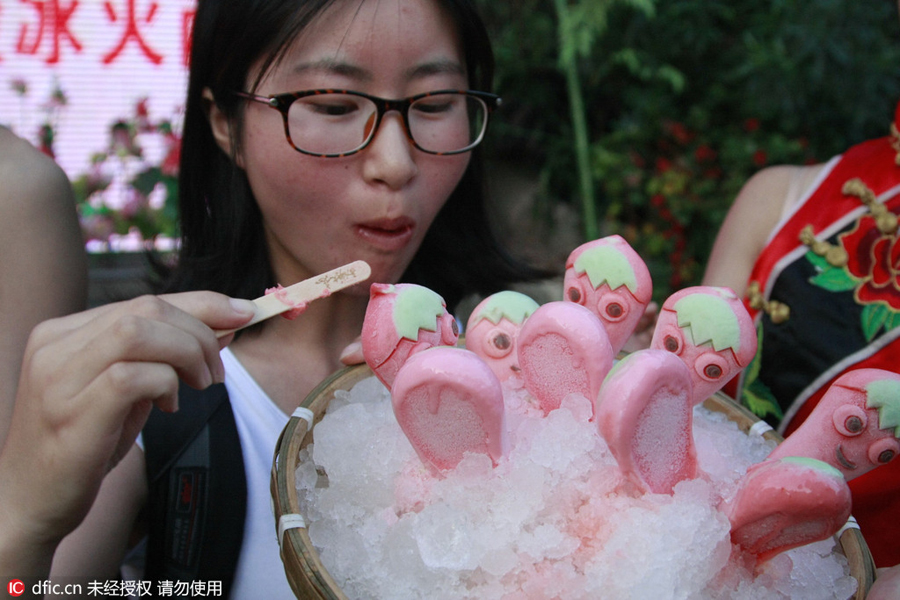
[{"left": 228, "top": 290, "right": 369, "bottom": 413}]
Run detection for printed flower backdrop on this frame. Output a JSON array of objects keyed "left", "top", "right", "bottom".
[
  {"left": 9, "top": 79, "right": 180, "bottom": 253},
  {"left": 72, "top": 97, "right": 180, "bottom": 253}
]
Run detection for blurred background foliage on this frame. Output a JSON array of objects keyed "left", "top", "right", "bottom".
[{"left": 474, "top": 0, "right": 900, "bottom": 301}]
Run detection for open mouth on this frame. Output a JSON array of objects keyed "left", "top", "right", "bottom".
[
  {"left": 355, "top": 218, "right": 415, "bottom": 251},
  {"left": 836, "top": 445, "right": 857, "bottom": 470}
]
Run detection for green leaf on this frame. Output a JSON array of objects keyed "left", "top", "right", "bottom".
[
  {"left": 732, "top": 322, "right": 783, "bottom": 421},
  {"left": 655, "top": 65, "right": 686, "bottom": 93},
  {"left": 885, "top": 310, "right": 900, "bottom": 333},
  {"left": 620, "top": 0, "right": 655, "bottom": 17},
  {"left": 808, "top": 266, "right": 859, "bottom": 292},
  {"left": 132, "top": 167, "right": 164, "bottom": 196},
  {"left": 742, "top": 381, "right": 783, "bottom": 422},
  {"left": 804, "top": 250, "right": 830, "bottom": 271},
  {"left": 861, "top": 304, "right": 889, "bottom": 342},
  {"left": 743, "top": 323, "right": 764, "bottom": 384},
  {"left": 611, "top": 48, "right": 641, "bottom": 72}
]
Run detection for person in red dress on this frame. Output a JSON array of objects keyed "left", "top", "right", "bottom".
[{"left": 704, "top": 43, "right": 900, "bottom": 569}]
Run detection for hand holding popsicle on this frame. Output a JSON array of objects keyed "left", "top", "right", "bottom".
[
  {"left": 0, "top": 290, "right": 256, "bottom": 575},
  {"left": 215, "top": 260, "right": 371, "bottom": 338}
]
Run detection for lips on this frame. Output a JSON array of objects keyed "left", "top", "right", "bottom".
[{"left": 355, "top": 217, "right": 416, "bottom": 251}]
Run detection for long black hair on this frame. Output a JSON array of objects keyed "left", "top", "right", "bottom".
[{"left": 164, "top": 0, "right": 544, "bottom": 312}]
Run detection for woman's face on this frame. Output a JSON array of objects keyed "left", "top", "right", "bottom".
[{"left": 238, "top": 0, "right": 471, "bottom": 290}]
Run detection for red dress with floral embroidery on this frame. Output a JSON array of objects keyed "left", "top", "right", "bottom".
[{"left": 736, "top": 101, "right": 900, "bottom": 567}]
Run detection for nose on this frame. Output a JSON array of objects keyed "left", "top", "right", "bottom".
[{"left": 362, "top": 112, "right": 418, "bottom": 189}]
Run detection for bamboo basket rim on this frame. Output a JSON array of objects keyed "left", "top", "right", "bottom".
[{"left": 271, "top": 363, "right": 876, "bottom": 600}]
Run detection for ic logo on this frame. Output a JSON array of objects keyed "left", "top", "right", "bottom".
[{"left": 7, "top": 579, "right": 25, "bottom": 597}]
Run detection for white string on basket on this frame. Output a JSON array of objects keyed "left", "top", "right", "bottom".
[
  {"left": 278, "top": 513, "right": 307, "bottom": 549},
  {"left": 749, "top": 420, "right": 774, "bottom": 437},
  {"left": 837, "top": 516, "right": 861, "bottom": 538},
  {"left": 292, "top": 406, "right": 315, "bottom": 424},
  {"left": 275, "top": 406, "right": 316, "bottom": 551}
]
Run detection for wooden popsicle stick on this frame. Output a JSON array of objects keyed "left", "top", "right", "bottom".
[{"left": 216, "top": 260, "right": 371, "bottom": 338}]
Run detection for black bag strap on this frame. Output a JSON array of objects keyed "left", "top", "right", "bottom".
[{"left": 143, "top": 382, "right": 247, "bottom": 597}]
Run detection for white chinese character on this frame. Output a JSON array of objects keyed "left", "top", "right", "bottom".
[
  {"left": 136, "top": 581, "right": 153, "bottom": 597},
  {"left": 157, "top": 580, "right": 175, "bottom": 597},
  {"left": 122, "top": 580, "right": 139, "bottom": 596},
  {"left": 103, "top": 580, "right": 124, "bottom": 596},
  {"left": 87, "top": 581, "right": 105, "bottom": 596},
  {"left": 189, "top": 580, "right": 206, "bottom": 597},
  {"left": 173, "top": 581, "right": 190, "bottom": 596}
]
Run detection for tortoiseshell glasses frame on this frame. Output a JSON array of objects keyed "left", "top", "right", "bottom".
[{"left": 233, "top": 88, "right": 501, "bottom": 158}]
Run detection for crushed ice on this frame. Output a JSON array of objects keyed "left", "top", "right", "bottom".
[{"left": 294, "top": 375, "right": 858, "bottom": 600}]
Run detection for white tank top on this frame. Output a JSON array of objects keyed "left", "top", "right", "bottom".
[{"left": 220, "top": 347, "right": 295, "bottom": 600}]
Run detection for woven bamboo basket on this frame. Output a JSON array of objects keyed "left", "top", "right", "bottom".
[{"left": 271, "top": 363, "right": 877, "bottom": 600}]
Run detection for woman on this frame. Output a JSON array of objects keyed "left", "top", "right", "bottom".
[
  {"left": 703, "top": 81, "right": 900, "bottom": 569},
  {"left": 0, "top": 0, "right": 539, "bottom": 596}
]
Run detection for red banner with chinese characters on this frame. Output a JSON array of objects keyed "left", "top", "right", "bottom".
[
  {"left": 0, "top": 0, "right": 196, "bottom": 251},
  {"left": 1, "top": 0, "right": 194, "bottom": 172}
]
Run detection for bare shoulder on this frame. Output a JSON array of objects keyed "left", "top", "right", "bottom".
[
  {"left": 734, "top": 163, "right": 826, "bottom": 238},
  {"left": 0, "top": 126, "right": 83, "bottom": 266},
  {"left": 732, "top": 165, "right": 800, "bottom": 214},
  {"left": 0, "top": 126, "right": 84, "bottom": 295},
  {"left": 703, "top": 163, "right": 826, "bottom": 294},
  {"left": 0, "top": 127, "right": 75, "bottom": 216},
  {"left": 719, "top": 165, "right": 805, "bottom": 248}
]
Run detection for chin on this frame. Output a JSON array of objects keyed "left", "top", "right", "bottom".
[{"left": 364, "top": 257, "right": 414, "bottom": 286}]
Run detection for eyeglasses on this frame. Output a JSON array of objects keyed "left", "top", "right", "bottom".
[{"left": 233, "top": 89, "right": 501, "bottom": 157}]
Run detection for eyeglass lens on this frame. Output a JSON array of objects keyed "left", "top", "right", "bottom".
[{"left": 285, "top": 92, "right": 487, "bottom": 155}]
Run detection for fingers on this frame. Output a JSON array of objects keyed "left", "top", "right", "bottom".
[
  {"left": 35, "top": 362, "right": 173, "bottom": 480},
  {"left": 87, "top": 360, "right": 179, "bottom": 431},
  {"left": 25, "top": 306, "right": 196, "bottom": 413},
  {"left": 340, "top": 339, "right": 365, "bottom": 365},
  {"left": 16, "top": 291, "right": 256, "bottom": 461},
  {"left": 158, "top": 292, "right": 256, "bottom": 331},
  {"left": 29, "top": 293, "right": 254, "bottom": 392},
  {"left": 0, "top": 291, "right": 258, "bottom": 549},
  {"left": 29, "top": 291, "right": 255, "bottom": 348}
]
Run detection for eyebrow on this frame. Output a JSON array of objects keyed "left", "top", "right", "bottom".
[
  {"left": 405, "top": 58, "right": 466, "bottom": 80},
  {"left": 293, "top": 58, "right": 369, "bottom": 80},
  {"left": 292, "top": 57, "right": 466, "bottom": 84}
]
